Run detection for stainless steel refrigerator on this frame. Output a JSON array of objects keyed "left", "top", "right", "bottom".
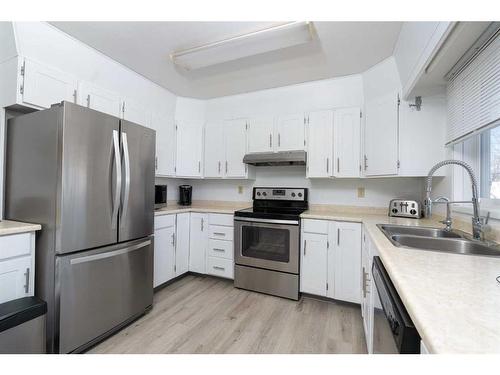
[{"left": 4, "top": 101, "right": 155, "bottom": 353}]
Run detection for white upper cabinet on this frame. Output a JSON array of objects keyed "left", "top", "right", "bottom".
[
  {"left": 176, "top": 121, "right": 204, "bottom": 178},
  {"left": 306, "top": 110, "right": 334, "bottom": 178},
  {"left": 224, "top": 119, "right": 248, "bottom": 178},
  {"left": 204, "top": 121, "right": 225, "bottom": 178},
  {"left": 123, "top": 98, "right": 151, "bottom": 128},
  {"left": 275, "top": 114, "right": 305, "bottom": 152},
  {"left": 247, "top": 116, "right": 274, "bottom": 153},
  {"left": 333, "top": 107, "right": 361, "bottom": 178},
  {"left": 364, "top": 91, "right": 399, "bottom": 176},
  {"left": 21, "top": 58, "right": 77, "bottom": 109},
  {"left": 151, "top": 110, "right": 176, "bottom": 177},
  {"left": 78, "top": 81, "right": 122, "bottom": 118}
]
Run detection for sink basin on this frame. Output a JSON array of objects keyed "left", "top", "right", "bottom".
[
  {"left": 377, "top": 224, "right": 500, "bottom": 257},
  {"left": 378, "top": 224, "right": 464, "bottom": 239},
  {"left": 390, "top": 235, "right": 500, "bottom": 257}
]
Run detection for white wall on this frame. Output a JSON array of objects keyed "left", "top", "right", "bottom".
[{"left": 186, "top": 166, "right": 424, "bottom": 206}]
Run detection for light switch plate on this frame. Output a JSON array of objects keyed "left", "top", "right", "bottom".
[{"left": 357, "top": 187, "right": 365, "bottom": 198}]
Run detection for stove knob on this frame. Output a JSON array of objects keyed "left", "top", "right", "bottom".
[
  {"left": 262, "top": 192, "right": 267, "bottom": 197},
  {"left": 298, "top": 192, "right": 303, "bottom": 197},
  {"left": 410, "top": 209, "right": 417, "bottom": 215},
  {"left": 291, "top": 193, "right": 296, "bottom": 197},
  {"left": 392, "top": 208, "right": 398, "bottom": 214}
]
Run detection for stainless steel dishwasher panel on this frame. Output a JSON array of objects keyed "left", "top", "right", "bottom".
[{"left": 56, "top": 237, "right": 153, "bottom": 353}]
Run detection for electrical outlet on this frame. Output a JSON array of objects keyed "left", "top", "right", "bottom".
[
  {"left": 238, "top": 186, "right": 244, "bottom": 194},
  {"left": 357, "top": 187, "right": 365, "bottom": 198}
]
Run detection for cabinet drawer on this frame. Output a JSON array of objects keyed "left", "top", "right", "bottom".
[
  {"left": 209, "top": 225, "right": 233, "bottom": 241},
  {"left": 0, "top": 233, "right": 31, "bottom": 261},
  {"left": 208, "top": 213, "right": 233, "bottom": 227},
  {"left": 302, "top": 219, "right": 329, "bottom": 234},
  {"left": 207, "top": 256, "right": 233, "bottom": 279},
  {"left": 208, "top": 239, "right": 233, "bottom": 260},
  {"left": 154, "top": 214, "right": 175, "bottom": 230}
]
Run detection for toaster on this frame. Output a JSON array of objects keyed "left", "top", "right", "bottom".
[{"left": 388, "top": 199, "right": 422, "bottom": 219}]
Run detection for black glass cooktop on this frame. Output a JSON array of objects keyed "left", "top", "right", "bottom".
[{"left": 234, "top": 206, "right": 307, "bottom": 221}]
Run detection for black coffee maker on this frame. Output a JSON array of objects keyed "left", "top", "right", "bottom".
[{"left": 178, "top": 185, "right": 192, "bottom": 206}]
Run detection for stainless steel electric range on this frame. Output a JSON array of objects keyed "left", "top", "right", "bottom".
[{"left": 233, "top": 187, "right": 308, "bottom": 300}]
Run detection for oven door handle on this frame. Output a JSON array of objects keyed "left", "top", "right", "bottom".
[{"left": 234, "top": 217, "right": 299, "bottom": 225}]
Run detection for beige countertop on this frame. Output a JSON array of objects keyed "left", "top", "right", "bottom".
[
  {"left": 302, "top": 205, "right": 500, "bottom": 353},
  {"left": 154, "top": 200, "right": 251, "bottom": 216},
  {"left": 0, "top": 220, "right": 41, "bottom": 236},
  {"left": 154, "top": 201, "right": 500, "bottom": 352}
]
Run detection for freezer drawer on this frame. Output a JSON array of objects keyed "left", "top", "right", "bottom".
[{"left": 56, "top": 237, "right": 153, "bottom": 353}]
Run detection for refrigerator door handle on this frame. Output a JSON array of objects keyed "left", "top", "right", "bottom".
[
  {"left": 121, "top": 131, "right": 131, "bottom": 222},
  {"left": 111, "top": 130, "right": 122, "bottom": 229}
]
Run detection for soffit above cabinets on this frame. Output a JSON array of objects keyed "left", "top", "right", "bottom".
[{"left": 49, "top": 21, "right": 402, "bottom": 99}]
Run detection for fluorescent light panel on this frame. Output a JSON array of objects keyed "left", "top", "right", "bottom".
[{"left": 170, "top": 21, "right": 314, "bottom": 70}]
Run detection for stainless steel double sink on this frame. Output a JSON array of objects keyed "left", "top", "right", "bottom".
[{"left": 377, "top": 224, "right": 500, "bottom": 257}]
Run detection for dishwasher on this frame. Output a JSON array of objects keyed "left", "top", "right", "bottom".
[{"left": 372, "top": 256, "right": 420, "bottom": 354}]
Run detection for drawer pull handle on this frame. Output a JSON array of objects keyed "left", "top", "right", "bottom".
[
  {"left": 24, "top": 267, "right": 30, "bottom": 294},
  {"left": 213, "top": 266, "right": 225, "bottom": 271},
  {"left": 213, "top": 248, "right": 225, "bottom": 252},
  {"left": 213, "top": 232, "right": 225, "bottom": 236}
]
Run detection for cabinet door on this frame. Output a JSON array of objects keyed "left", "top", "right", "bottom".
[
  {"left": 189, "top": 213, "right": 209, "bottom": 273},
  {"left": 364, "top": 91, "right": 399, "bottom": 176},
  {"left": 0, "top": 256, "right": 32, "bottom": 304},
  {"left": 175, "top": 213, "right": 190, "bottom": 276},
  {"left": 123, "top": 99, "right": 151, "bottom": 128},
  {"left": 275, "top": 114, "right": 305, "bottom": 152},
  {"left": 247, "top": 117, "right": 274, "bottom": 153},
  {"left": 151, "top": 111, "right": 176, "bottom": 176},
  {"left": 300, "top": 232, "right": 328, "bottom": 296},
  {"left": 225, "top": 119, "right": 248, "bottom": 178},
  {"left": 306, "top": 110, "right": 334, "bottom": 178},
  {"left": 334, "top": 108, "right": 361, "bottom": 177},
  {"left": 21, "top": 58, "right": 77, "bottom": 109},
  {"left": 176, "top": 122, "right": 204, "bottom": 177},
  {"left": 153, "top": 226, "right": 175, "bottom": 287},
  {"left": 361, "top": 227, "right": 373, "bottom": 353},
  {"left": 204, "top": 121, "right": 225, "bottom": 178},
  {"left": 328, "top": 222, "right": 361, "bottom": 303},
  {"left": 78, "top": 81, "right": 122, "bottom": 117}
]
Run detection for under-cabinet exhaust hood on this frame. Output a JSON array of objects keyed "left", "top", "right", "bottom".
[{"left": 243, "top": 151, "right": 307, "bottom": 166}]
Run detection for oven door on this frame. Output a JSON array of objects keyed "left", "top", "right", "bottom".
[{"left": 234, "top": 217, "right": 299, "bottom": 274}]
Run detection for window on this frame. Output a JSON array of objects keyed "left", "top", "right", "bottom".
[{"left": 481, "top": 123, "right": 500, "bottom": 201}]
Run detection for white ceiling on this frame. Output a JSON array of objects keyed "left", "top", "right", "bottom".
[{"left": 50, "top": 21, "right": 403, "bottom": 99}]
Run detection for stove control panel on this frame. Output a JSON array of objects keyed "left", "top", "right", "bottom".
[{"left": 254, "top": 188, "right": 307, "bottom": 201}]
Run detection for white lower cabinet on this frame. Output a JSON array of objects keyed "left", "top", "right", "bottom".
[
  {"left": 175, "top": 213, "right": 190, "bottom": 276},
  {"left": 189, "top": 213, "right": 209, "bottom": 273},
  {"left": 153, "top": 213, "right": 190, "bottom": 288},
  {"left": 206, "top": 214, "right": 234, "bottom": 279},
  {"left": 0, "top": 232, "right": 36, "bottom": 304},
  {"left": 300, "top": 219, "right": 362, "bottom": 304},
  {"left": 361, "top": 226, "right": 374, "bottom": 353}
]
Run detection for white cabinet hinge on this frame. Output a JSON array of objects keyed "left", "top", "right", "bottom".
[
  {"left": 122, "top": 102, "right": 125, "bottom": 114},
  {"left": 20, "top": 61, "right": 25, "bottom": 76},
  {"left": 175, "top": 124, "right": 178, "bottom": 131},
  {"left": 397, "top": 94, "right": 401, "bottom": 106},
  {"left": 304, "top": 117, "right": 306, "bottom": 125},
  {"left": 19, "top": 85, "right": 24, "bottom": 95},
  {"left": 360, "top": 110, "right": 362, "bottom": 118},
  {"left": 304, "top": 139, "right": 306, "bottom": 146},
  {"left": 397, "top": 160, "right": 400, "bottom": 169},
  {"left": 327, "top": 241, "right": 329, "bottom": 249},
  {"left": 326, "top": 283, "right": 329, "bottom": 291}
]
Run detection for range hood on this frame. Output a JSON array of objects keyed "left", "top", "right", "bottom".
[{"left": 243, "top": 151, "right": 307, "bottom": 166}]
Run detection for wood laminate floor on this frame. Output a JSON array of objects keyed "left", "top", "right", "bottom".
[{"left": 89, "top": 275, "right": 367, "bottom": 354}]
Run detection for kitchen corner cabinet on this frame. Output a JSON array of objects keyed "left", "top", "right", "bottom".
[
  {"left": 189, "top": 213, "right": 209, "bottom": 273},
  {"left": 300, "top": 219, "right": 361, "bottom": 304},
  {"left": 0, "top": 232, "right": 36, "bottom": 304},
  {"left": 175, "top": 121, "right": 204, "bottom": 178},
  {"left": 78, "top": 81, "right": 122, "bottom": 118},
  {"left": 333, "top": 108, "right": 361, "bottom": 178},
  {"left": 363, "top": 91, "right": 399, "bottom": 176},
  {"left": 306, "top": 110, "right": 334, "bottom": 178},
  {"left": 175, "top": 213, "right": 190, "bottom": 276},
  {"left": 152, "top": 110, "right": 176, "bottom": 177}
]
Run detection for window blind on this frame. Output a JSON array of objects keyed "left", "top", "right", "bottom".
[{"left": 446, "top": 33, "right": 500, "bottom": 144}]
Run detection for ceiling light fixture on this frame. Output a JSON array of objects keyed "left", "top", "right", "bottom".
[{"left": 170, "top": 21, "right": 315, "bottom": 71}]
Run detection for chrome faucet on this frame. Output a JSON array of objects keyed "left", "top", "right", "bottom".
[{"left": 424, "top": 160, "right": 487, "bottom": 240}]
